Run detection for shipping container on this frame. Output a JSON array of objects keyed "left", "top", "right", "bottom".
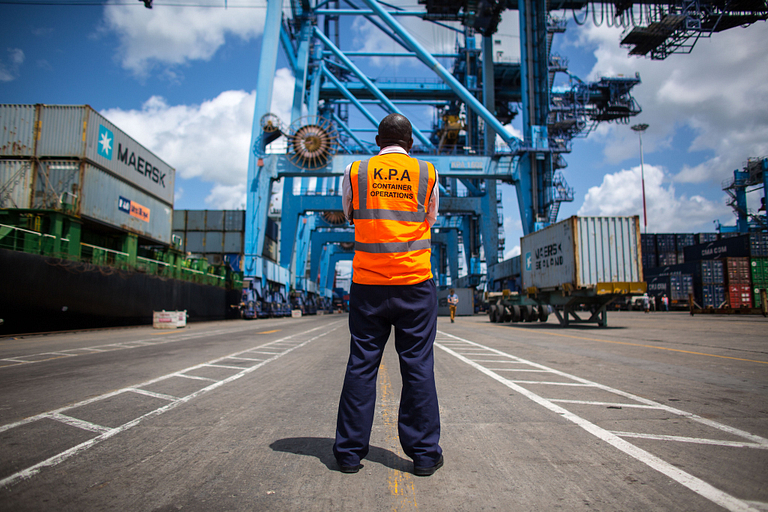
[
  {"left": 683, "top": 235, "right": 751, "bottom": 261},
  {"left": 752, "top": 258, "right": 768, "bottom": 285},
  {"left": 725, "top": 257, "right": 751, "bottom": 285},
  {"left": 172, "top": 210, "right": 186, "bottom": 231},
  {"left": 224, "top": 210, "right": 244, "bottom": 232},
  {"left": 205, "top": 210, "right": 224, "bottom": 231},
  {"left": 1, "top": 104, "right": 175, "bottom": 205},
  {"left": 697, "top": 284, "right": 726, "bottom": 309},
  {"left": 695, "top": 233, "right": 719, "bottom": 244},
  {"left": 750, "top": 233, "right": 768, "bottom": 257},
  {"left": 204, "top": 231, "right": 223, "bottom": 252},
  {"left": 0, "top": 104, "right": 36, "bottom": 157},
  {"left": 728, "top": 284, "right": 752, "bottom": 308},
  {"left": 80, "top": 163, "right": 172, "bottom": 244},
  {"left": 676, "top": 234, "right": 695, "bottom": 251},
  {"left": 0, "top": 159, "right": 33, "bottom": 208},
  {"left": 223, "top": 231, "right": 243, "bottom": 253},
  {"left": 521, "top": 216, "right": 642, "bottom": 291},
  {"left": 186, "top": 210, "right": 206, "bottom": 231}
]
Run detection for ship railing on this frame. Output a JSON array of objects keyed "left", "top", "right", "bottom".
[
  {"left": 0, "top": 223, "right": 65, "bottom": 256},
  {"left": 180, "top": 265, "right": 226, "bottom": 286},
  {"left": 80, "top": 243, "right": 130, "bottom": 267}
]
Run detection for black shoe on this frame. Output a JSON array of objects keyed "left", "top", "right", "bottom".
[
  {"left": 339, "top": 463, "right": 363, "bottom": 474},
  {"left": 414, "top": 455, "right": 443, "bottom": 477}
]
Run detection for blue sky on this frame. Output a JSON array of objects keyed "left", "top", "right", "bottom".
[{"left": 2, "top": 1, "right": 767, "bottom": 263}]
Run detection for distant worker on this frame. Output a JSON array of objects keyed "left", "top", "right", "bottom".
[
  {"left": 447, "top": 288, "right": 459, "bottom": 323},
  {"left": 661, "top": 294, "right": 669, "bottom": 312},
  {"left": 333, "top": 113, "right": 443, "bottom": 477},
  {"left": 642, "top": 293, "right": 650, "bottom": 314}
]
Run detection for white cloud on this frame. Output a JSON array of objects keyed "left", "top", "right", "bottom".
[
  {"left": 102, "top": 0, "right": 267, "bottom": 75},
  {"left": 100, "top": 68, "right": 294, "bottom": 209},
  {"left": 205, "top": 183, "right": 246, "bottom": 209},
  {"left": 0, "top": 48, "right": 24, "bottom": 82},
  {"left": 577, "top": 164, "right": 730, "bottom": 233},
  {"left": 572, "top": 21, "right": 768, "bottom": 186}
]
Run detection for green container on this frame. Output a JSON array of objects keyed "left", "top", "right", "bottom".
[{"left": 751, "top": 258, "right": 768, "bottom": 284}]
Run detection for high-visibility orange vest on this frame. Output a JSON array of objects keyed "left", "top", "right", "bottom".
[{"left": 350, "top": 152, "right": 437, "bottom": 285}]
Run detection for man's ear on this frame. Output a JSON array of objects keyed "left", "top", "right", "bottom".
[
  {"left": 375, "top": 134, "right": 381, "bottom": 147},
  {"left": 407, "top": 137, "right": 414, "bottom": 151}
]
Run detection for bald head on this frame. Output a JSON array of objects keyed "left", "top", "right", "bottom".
[{"left": 376, "top": 113, "right": 413, "bottom": 152}]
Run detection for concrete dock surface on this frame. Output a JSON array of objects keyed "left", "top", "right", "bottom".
[{"left": 0, "top": 311, "right": 766, "bottom": 511}]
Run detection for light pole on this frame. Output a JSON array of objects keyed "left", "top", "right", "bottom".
[{"left": 631, "top": 123, "right": 649, "bottom": 234}]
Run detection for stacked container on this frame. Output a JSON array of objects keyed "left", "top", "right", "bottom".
[
  {"left": 675, "top": 234, "right": 696, "bottom": 264},
  {"left": 641, "top": 234, "right": 657, "bottom": 270},
  {"left": 0, "top": 104, "right": 175, "bottom": 244},
  {"left": 725, "top": 257, "right": 752, "bottom": 308},
  {"left": 656, "top": 234, "right": 677, "bottom": 266},
  {"left": 695, "top": 260, "right": 725, "bottom": 308},
  {"left": 752, "top": 258, "right": 768, "bottom": 307}
]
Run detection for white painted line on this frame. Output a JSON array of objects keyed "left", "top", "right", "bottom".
[
  {"left": 610, "top": 431, "right": 768, "bottom": 449},
  {"left": 508, "top": 381, "right": 597, "bottom": 386},
  {"left": 248, "top": 350, "right": 283, "bottom": 355},
  {"left": 0, "top": 322, "right": 279, "bottom": 369},
  {"left": 487, "top": 369, "right": 551, "bottom": 372},
  {"left": 129, "top": 388, "right": 179, "bottom": 402},
  {"left": 176, "top": 374, "right": 219, "bottom": 382},
  {"left": 549, "top": 399, "right": 663, "bottom": 410},
  {"left": 204, "top": 364, "right": 249, "bottom": 370},
  {"left": 0, "top": 321, "right": 345, "bottom": 489},
  {"left": 227, "top": 356, "right": 264, "bottom": 362},
  {"left": 50, "top": 414, "right": 112, "bottom": 435},
  {"left": 436, "top": 332, "right": 761, "bottom": 512}
]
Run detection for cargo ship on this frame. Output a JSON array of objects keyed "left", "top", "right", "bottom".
[{"left": 0, "top": 104, "right": 242, "bottom": 335}]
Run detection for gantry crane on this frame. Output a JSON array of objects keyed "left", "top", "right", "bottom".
[{"left": 243, "top": 0, "right": 767, "bottom": 297}]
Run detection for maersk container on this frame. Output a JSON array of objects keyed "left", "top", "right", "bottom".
[
  {"left": 1, "top": 104, "right": 175, "bottom": 206},
  {"left": 521, "top": 216, "right": 643, "bottom": 291},
  {"left": 80, "top": 164, "right": 172, "bottom": 245},
  {"left": 0, "top": 104, "right": 37, "bottom": 157}
]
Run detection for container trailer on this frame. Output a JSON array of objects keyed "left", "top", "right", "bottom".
[{"left": 487, "top": 216, "right": 646, "bottom": 327}]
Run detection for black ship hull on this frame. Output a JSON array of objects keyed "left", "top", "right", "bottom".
[{"left": 0, "top": 249, "right": 240, "bottom": 335}]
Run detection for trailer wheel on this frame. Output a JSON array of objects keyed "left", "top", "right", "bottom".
[
  {"left": 511, "top": 305, "right": 521, "bottom": 323},
  {"left": 539, "top": 305, "right": 550, "bottom": 322},
  {"left": 526, "top": 306, "right": 538, "bottom": 322},
  {"left": 488, "top": 305, "right": 498, "bottom": 323},
  {"left": 502, "top": 306, "right": 512, "bottom": 322}
]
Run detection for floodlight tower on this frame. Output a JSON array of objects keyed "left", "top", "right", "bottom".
[{"left": 631, "top": 123, "right": 649, "bottom": 234}]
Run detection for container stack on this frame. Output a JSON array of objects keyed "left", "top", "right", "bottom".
[
  {"left": 752, "top": 258, "right": 768, "bottom": 307},
  {"left": 752, "top": 233, "right": 768, "bottom": 307},
  {"left": 656, "top": 234, "right": 678, "bottom": 266},
  {"left": 675, "top": 234, "right": 696, "bottom": 264},
  {"left": 695, "top": 260, "right": 726, "bottom": 308},
  {"left": 725, "top": 258, "right": 752, "bottom": 308},
  {"left": 641, "top": 234, "right": 657, "bottom": 270}
]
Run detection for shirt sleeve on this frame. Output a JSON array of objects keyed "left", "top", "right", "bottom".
[
  {"left": 426, "top": 167, "right": 439, "bottom": 227},
  {"left": 342, "top": 162, "right": 353, "bottom": 223}
]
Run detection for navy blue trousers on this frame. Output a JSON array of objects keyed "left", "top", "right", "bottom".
[{"left": 333, "top": 279, "right": 442, "bottom": 468}]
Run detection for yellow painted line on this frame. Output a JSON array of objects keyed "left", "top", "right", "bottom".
[
  {"left": 258, "top": 330, "right": 281, "bottom": 334},
  {"left": 150, "top": 330, "right": 176, "bottom": 336},
  {"left": 499, "top": 325, "right": 768, "bottom": 365},
  {"left": 379, "top": 360, "right": 418, "bottom": 510}
]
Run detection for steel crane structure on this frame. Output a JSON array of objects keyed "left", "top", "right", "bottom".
[{"left": 243, "top": 0, "right": 767, "bottom": 299}]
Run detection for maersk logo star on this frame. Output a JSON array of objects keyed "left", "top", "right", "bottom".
[{"left": 98, "top": 125, "right": 113, "bottom": 160}]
